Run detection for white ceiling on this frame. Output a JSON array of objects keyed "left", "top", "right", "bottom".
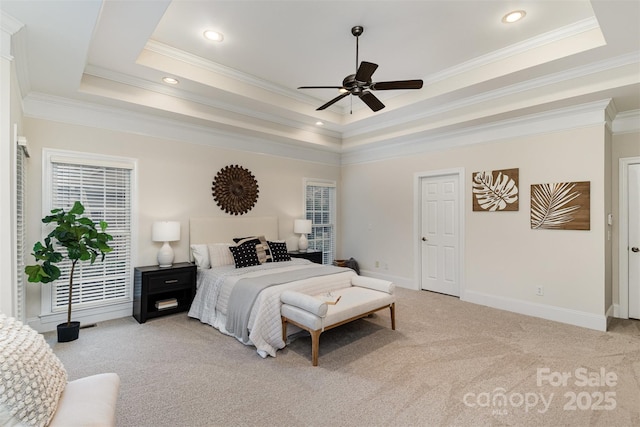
[{"left": 2, "top": 0, "right": 639, "bottom": 156}]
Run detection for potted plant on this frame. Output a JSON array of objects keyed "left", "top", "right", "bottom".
[{"left": 25, "top": 201, "right": 113, "bottom": 342}]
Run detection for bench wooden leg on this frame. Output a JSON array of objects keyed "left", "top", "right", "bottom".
[
  {"left": 281, "top": 317, "right": 287, "bottom": 342},
  {"left": 390, "top": 303, "right": 396, "bottom": 330},
  {"left": 310, "top": 330, "right": 321, "bottom": 366}
]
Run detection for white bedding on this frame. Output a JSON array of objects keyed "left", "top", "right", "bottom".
[{"left": 188, "top": 258, "right": 356, "bottom": 358}]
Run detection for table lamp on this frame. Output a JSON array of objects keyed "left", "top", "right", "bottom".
[
  {"left": 152, "top": 221, "right": 180, "bottom": 267},
  {"left": 294, "top": 219, "right": 312, "bottom": 252}
]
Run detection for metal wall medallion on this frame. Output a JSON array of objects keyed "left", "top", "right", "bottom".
[{"left": 211, "top": 165, "right": 259, "bottom": 215}]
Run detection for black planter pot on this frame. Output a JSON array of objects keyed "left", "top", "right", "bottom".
[{"left": 57, "top": 321, "right": 80, "bottom": 342}]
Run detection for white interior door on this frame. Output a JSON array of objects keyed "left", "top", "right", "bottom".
[
  {"left": 628, "top": 163, "right": 640, "bottom": 319},
  {"left": 420, "top": 174, "right": 460, "bottom": 296}
]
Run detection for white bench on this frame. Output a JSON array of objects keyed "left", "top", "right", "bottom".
[{"left": 280, "top": 276, "right": 396, "bottom": 366}]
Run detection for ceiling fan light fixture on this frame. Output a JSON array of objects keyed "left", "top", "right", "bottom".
[
  {"left": 502, "top": 10, "right": 526, "bottom": 24},
  {"left": 203, "top": 30, "right": 224, "bottom": 42},
  {"left": 338, "top": 88, "right": 349, "bottom": 93}
]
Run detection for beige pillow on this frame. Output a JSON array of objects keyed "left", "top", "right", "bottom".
[
  {"left": 190, "top": 244, "right": 210, "bottom": 269},
  {"left": 0, "top": 314, "right": 68, "bottom": 427},
  {"left": 207, "top": 243, "right": 235, "bottom": 268}
]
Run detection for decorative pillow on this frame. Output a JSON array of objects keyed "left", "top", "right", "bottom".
[
  {"left": 228, "top": 242, "right": 261, "bottom": 268},
  {"left": 233, "top": 236, "right": 272, "bottom": 263},
  {"left": 207, "top": 243, "right": 235, "bottom": 268},
  {"left": 268, "top": 241, "right": 291, "bottom": 262},
  {"left": 190, "top": 244, "right": 210, "bottom": 269},
  {"left": 0, "top": 314, "right": 67, "bottom": 427}
]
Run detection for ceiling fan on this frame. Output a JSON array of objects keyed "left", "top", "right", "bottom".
[{"left": 298, "top": 26, "right": 423, "bottom": 112}]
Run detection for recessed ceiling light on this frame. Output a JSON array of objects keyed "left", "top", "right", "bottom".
[
  {"left": 203, "top": 30, "right": 224, "bottom": 42},
  {"left": 162, "top": 77, "right": 179, "bottom": 85},
  {"left": 502, "top": 10, "right": 526, "bottom": 24},
  {"left": 315, "top": 121, "right": 324, "bottom": 126}
]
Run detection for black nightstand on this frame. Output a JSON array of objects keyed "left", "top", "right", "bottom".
[
  {"left": 133, "top": 262, "right": 197, "bottom": 323},
  {"left": 288, "top": 250, "right": 323, "bottom": 264}
]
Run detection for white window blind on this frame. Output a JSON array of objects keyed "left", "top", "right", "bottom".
[
  {"left": 48, "top": 158, "right": 132, "bottom": 312},
  {"left": 305, "top": 180, "right": 336, "bottom": 264},
  {"left": 15, "top": 143, "right": 26, "bottom": 321}
]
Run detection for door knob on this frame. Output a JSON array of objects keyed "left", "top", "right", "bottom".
[
  {"left": 632, "top": 247, "right": 640, "bottom": 253},
  {"left": 422, "top": 237, "right": 428, "bottom": 242}
]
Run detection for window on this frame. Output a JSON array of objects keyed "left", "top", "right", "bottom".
[
  {"left": 42, "top": 150, "right": 135, "bottom": 317},
  {"left": 304, "top": 179, "right": 336, "bottom": 264}
]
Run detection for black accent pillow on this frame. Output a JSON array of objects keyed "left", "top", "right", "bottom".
[
  {"left": 268, "top": 241, "right": 290, "bottom": 262},
  {"left": 228, "top": 241, "right": 261, "bottom": 268},
  {"left": 233, "top": 236, "right": 272, "bottom": 263}
]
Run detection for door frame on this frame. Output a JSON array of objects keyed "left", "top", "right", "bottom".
[
  {"left": 414, "top": 168, "right": 465, "bottom": 294},
  {"left": 618, "top": 156, "right": 640, "bottom": 319}
]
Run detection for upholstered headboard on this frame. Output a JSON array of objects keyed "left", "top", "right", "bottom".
[{"left": 189, "top": 216, "right": 279, "bottom": 246}]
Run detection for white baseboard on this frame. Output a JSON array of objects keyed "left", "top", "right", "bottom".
[
  {"left": 28, "top": 301, "right": 133, "bottom": 333},
  {"left": 359, "top": 269, "right": 416, "bottom": 290},
  {"left": 462, "top": 290, "right": 607, "bottom": 331}
]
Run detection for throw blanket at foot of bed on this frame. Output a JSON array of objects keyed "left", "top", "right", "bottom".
[
  {"left": 226, "top": 265, "right": 351, "bottom": 344},
  {"left": 280, "top": 276, "right": 396, "bottom": 366}
]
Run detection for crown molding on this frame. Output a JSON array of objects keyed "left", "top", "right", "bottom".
[
  {"left": 1, "top": 11, "right": 30, "bottom": 96},
  {"left": 22, "top": 92, "right": 342, "bottom": 166},
  {"left": 142, "top": 40, "right": 344, "bottom": 114},
  {"left": 343, "top": 51, "right": 640, "bottom": 140},
  {"left": 0, "top": 11, "right": 22, "bottom": 60},
  {"left": 341, "top": 99, "right": 613, "bottom": 165},
  {"left": 423, "top": 17, "right": 601, "bottom": 86},
  {"left": 82, "top": 65, "right": 342, "bottom": 141},
  {"left": 612, "top": 109, "right": 640, "bottom": 134}
]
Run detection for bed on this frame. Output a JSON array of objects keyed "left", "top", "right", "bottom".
[{"left": 187, "top": 217, "right": 357, "bottom": 358}]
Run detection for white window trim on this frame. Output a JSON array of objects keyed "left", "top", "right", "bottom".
[
  {"left": 303, "top": 178, "right": 337, "bottom": 264},
  {"left": 37, "top": 149, "right": 138, "bottom": 329}
]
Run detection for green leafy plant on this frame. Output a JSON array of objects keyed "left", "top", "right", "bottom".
[{"left": 25, "top": 201, "right": 113, "bottom": 325}]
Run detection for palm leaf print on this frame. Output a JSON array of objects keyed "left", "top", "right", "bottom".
[
  {"left": 472, "top": 171, "right": 519, "bottom": 211},
  {"left": 530, "top": 182, "right": 581, "bottom": 229}
]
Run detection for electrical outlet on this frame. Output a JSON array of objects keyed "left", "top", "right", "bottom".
[
  {"left": 536, "top": 286, "right": 544, "bottom": 296},
  {"left": 375, "top": 261, "right": 379, "bottom": 268}
]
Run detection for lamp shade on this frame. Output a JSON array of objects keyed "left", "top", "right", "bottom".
[
  {"left": 152, "top": 221, "right": 180, "bottom": 242},
  {"left": 294, "top": 219, "right": 312, "bottom": 234}
]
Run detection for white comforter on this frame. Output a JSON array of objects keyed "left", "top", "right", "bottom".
[{"left": 188, "top": 259, "right": 356, "bottom": 358}]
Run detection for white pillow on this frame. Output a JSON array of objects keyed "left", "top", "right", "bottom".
[
  {"left": 0, "top": 314, "right": 68, "bottom": 427},
  {"left": 207, "top": 243, "right": 235, "bottom": 268},
  {"left": 190, "top": 244, "right": 210, "bottom": 269}
]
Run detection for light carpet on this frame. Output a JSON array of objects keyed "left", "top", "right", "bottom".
[{"left": 45, "top": 287, "right": 640, "bottom": 427}]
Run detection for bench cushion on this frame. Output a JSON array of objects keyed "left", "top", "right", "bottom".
[{"left": 281, "top": 286, "right": 395, "bottom": 331}]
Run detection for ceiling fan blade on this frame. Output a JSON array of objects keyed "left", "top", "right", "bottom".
[
  {"left": 355, "top": 61, "right": 378, "bottom": 83},
  {"left": 370, "top": 80, "right": 424, "bottom": 90},
  {"left": 359, "top": 91, "right": 385, "bottom": 112},
  {"left": 317, "top": 92, "right": 350, "bottom": 110},
  {"left": 298, "top": 86, "right": 344, "bottom": 90}
]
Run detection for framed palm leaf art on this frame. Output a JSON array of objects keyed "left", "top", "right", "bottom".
[
  {"left": 472, "top": 168, "right": 519, "bottom": 212},
  {"left": 530, "top": 181, "right": 590, "bottom": 230}
]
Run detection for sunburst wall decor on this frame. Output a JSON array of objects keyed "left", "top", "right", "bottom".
[{"left": 211, "top": 165, "right": 259, "bottom": 216}]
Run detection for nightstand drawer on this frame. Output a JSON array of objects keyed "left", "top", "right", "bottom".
[{"left": 148, "top": 271, "right": 193, "bottom": 292}]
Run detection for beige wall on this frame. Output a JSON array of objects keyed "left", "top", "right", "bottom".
[
  {"left": 17, "top": 108, "right": 639, "bottom": 329},
  {"left": 22, "top": 117, "right": 340, "bottom": 319},
  {"left": 341, "top": 125, "right": 610, "bottom": 327},
  {"left": 611, "top": 131, "right": 640, "bottom": 310}
]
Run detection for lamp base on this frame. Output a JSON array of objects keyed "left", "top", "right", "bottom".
[
  {"left": 298, "top": 234, "right": 309, "bottom": 252},
  {"left": 157, "top": 241, "right": 175, "bottom": 267}
]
